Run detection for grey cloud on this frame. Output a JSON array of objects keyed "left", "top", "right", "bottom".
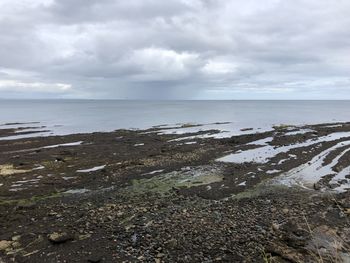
[
  {"left": 0, "top": 0, "right": 349, "bottom": 99},
  {"left": 47, "top": 0, "right": 197, "bottom": 24}
]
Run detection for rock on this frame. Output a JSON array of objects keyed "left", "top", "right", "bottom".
[
  {"left": 282, "top": 208, "right": 289, "bottom": 214},
  {"left": 165, "top": 238, "right": 178, "bottom": 248},
  {"left": 329, "top": 183, "right": 340, "bottom": 189},
  {"left": 339, "top": 211, "right": 346, "bottom": 218},
  {"left": 338, "top": 179, "right": 347, "bottom": 184},
  {"left": 16, "top": 202, "right": 36, "bottom": 210},
  {"left": 87, "top": 255, "right": 102, "bottom": 262},
  {"left": 11, "top": 235, "right": 21, "bottom": 242},
  {"left": 0, "top": 240, "right": 12, "bottom": 251},
  {"left": 240, "top": 128, "right": 254, "bottom": 131},
  {"left": 334, "top": 166, "right": 344, "bottom": 173},
  {"left": 156, "top": 253, "right": 165, "bottom": 258},
  {"left": 282, "top": 225, "right": 310, "bottom": 248},
  {"left": 116, "top": 211, "right": 124, "bottom": 217},
  {"left": 78, "top": 234, "right": 91, "bottom": 240},
  {"left": 131, "top": 233, "right": 138, "bottom": 247},
  {"left": 48, "top": 232, "right": 73, "bottom": 244},
  {"left": 272, "top": 223, "right": 280, "bottom": 231},
  {"left": 48, "top": 211, "right": 57, "bottom": 216},
  {"left": 313, "top": 182, "right": 322, "bottom": 190},
  {"left": 11, "top": 241, "right": 21, "bottom": 248},
  {"left": 266, "top": 243, "right": 304, "bottom": 262}
]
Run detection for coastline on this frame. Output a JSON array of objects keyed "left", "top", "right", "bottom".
[{"left": 0, "top": 122, "right": 350, "bottom": 262}]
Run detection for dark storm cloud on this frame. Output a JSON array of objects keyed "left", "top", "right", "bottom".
[{"left": 0, "top": 0, "right": 350, "bottom": 99}]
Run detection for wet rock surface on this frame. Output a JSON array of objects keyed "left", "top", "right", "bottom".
[
  {"left": 0, "top": 122, "right": 350, "bottom": 262},
  {"left": 48, "top": 232, "right": 73, "bottom": 244}
]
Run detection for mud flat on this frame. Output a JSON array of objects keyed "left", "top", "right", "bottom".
[{"left": 0, "top": 122, "right": 350, "bottom": 262}]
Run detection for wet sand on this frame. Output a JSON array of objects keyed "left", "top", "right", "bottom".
[{"left": 0, "top": 122, "right": 350, "bottom": 262}]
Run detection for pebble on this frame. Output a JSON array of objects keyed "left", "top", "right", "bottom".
[
  {"left": 0, "top": 240, "right": 12, "bottom": 251},
  {"left": 11, "top": 235, "right": 21, "bottom": 241},
  {"left": 165, "top": 238, "right": 177, "bottom": 248},
  {"left": 116, "top": 211, "right": 124, "bottom": 217},
  {"left": 282, "top": 208, "right": 289, "bottom": 214},
  {"left": 87, "top": 255, "right": 102, "bottom": 262},
  {"left": 272, "top": 223, "right": 280, "bottom": 231},
  {"left": 48, "top": 232, "right": 73, "bottom": 244}
]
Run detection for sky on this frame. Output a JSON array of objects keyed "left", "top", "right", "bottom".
[{"left": 0, "top": 0, "right": 349, "bottom": 100}]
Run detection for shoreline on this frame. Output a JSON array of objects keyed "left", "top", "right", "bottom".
[{"left": 0, "top": 122, "right": 350, "bottom": 262}]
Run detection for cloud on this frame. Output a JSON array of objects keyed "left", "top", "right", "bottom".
[
  {"left": 202, "top": 60, "right": 238, "bottom": 75},
  {"left": 124, "top": 47, "right": 201, "bottom": 81},
  {"left": 0, "top": 0, "right": 350, "bottom": 99},
  {"left": 0, "top": 79, "right": 71, "bottom": 92}
]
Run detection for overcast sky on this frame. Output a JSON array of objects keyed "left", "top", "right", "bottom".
[{"left": 0, "top": 0, "right": 349, "bottom": 99}]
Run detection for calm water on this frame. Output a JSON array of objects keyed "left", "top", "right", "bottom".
[{"left": 0, "top": 100, "right": 349, "bottom": 136}]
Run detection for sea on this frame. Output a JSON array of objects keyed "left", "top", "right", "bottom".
[{"left": 0, "top": 100, "right": 349, "bottom": 138}]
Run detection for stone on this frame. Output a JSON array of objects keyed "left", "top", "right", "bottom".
[
  {"left": 131, "top": 233, "right": 138, "bottom": 247},
  {"left": 165, "top": 238, "right": 178, "bottom": 248},
  {"left": 272, "top": 223, "right": 280, "bottom": 231},
  {"left": 282, "top": 208, "right": 289, "bottom": 214},
  {"left": 338, "top": 179, "right": 347, "bottom": 184},
  {"left": 0, "top": 240, "right": 12, "bottom": 251},
  {"left": 48, "top": 232, "right": 73, "bottom": 244},
  {"left": 334, "top": 166, "right": 344, "bottom": 173},
  {"left": 16, "top": 202, "right": 36, "bottom": 210},
  {"left": 116, "top": 211, "right": 124, "bottom": 217},
  {"left": 11, "top": 235, "right": 21, "bottom": 242},
  {"left": 11, "top": 241, "right": 21, "bottom": 248},
  {"left": 87, "top": 255, "right": 102, "bottom": 262},
  {"left": 329, "top": 183, "right": 340, "bottom": 189},
  {"left": 313, "top": 182, "right": 322, "bottom": 190},
  {"left": 284, "top": 231, "right": 309, "bottom": 248}
]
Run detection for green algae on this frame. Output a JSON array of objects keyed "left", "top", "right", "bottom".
[
  {"left": 0, "top": 192, "right": 63, "bottom": 206},
  {"left": 272, "top": 124, "right": 296, "bottom": 131},
  {"left": 231, "top": 177, "right": 306, "bottom": 200},
  {"left": 129, "top": 167, "right": 224, "bottom": 194}
]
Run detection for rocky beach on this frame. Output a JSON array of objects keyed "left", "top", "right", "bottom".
[{"left": 0, "top": 122, "right": 350, "bottom": 262}]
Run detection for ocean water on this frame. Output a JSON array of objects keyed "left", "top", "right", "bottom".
[{"left": 0, "top": 100, "right": 349, "bottom": 137}]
